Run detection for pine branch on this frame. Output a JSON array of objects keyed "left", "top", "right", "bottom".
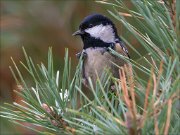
[{"left": 1, "top": 0, "right": 179, "bottom": 135}]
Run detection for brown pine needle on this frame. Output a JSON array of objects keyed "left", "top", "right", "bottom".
[
  {"left": 152, "top": 73, "right": 157, "bottom": 99},
  {"left": 127, "top": 65, "right": 137, "bottom": 115},
  {"left": 65, "top": 127, "right": 76, "bottom": 135},
  {"left": 154, "top": 108, "right": 159, "bottom": 135},
  {"left": 119, "top": 12, "right": 132, "bottom": 17},
  {"left": 164, "top": 99, "right": 172, "bottom": 135},
  {"left": 124, "top": 65, "right": 137, "bottom": 125},
  {"left": 119, "top": 66, "right": 140, "bottom": 135},
  {"left": 118, "top": 12, "right": 144, "bottom": 19},
  {"left": 149, "top": 92, "right": 179, "bottom": 118},
  {"left": 119, "top": 68, "right": 131, "bottom": 112},
  {"left": 142, "top": 73, "right": 152, "bottom": 127},
  {"left": 152, "top": 73, "right": 159, "bottom": 135}
]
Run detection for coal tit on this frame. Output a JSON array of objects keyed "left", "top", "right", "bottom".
[{"left": 73, "top": 13, "right": 129, "bottom": 87}]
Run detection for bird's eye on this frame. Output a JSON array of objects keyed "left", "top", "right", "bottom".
[{"left": 89, "top": 24, "right": 93, "bottom": 28}]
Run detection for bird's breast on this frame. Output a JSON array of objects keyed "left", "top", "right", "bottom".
[
  {"left": 84, "top": 48, "right": 112, "bottom": 70},
  {"left": 83, "top": 47, "right": 126, "bottom": 85}
]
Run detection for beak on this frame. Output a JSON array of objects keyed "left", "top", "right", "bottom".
[{"left": 72, "top": 30, "right": 83, "bottom": 36}]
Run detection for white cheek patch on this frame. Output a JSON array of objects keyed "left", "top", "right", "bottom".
[{"left": 85, "top": 24, "right": 115, "bottom": 43}]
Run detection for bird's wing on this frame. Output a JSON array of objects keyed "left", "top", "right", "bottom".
[{"left": 114, "top": 42, "right": 130, "bottom": 58}]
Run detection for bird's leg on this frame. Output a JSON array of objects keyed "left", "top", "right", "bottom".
[{"left": 76, "top": 50, "right": 87, "bottom": 59}]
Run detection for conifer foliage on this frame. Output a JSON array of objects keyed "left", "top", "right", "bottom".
[{"left": 0, "top": 0, "right": 179, "bottom": 135}]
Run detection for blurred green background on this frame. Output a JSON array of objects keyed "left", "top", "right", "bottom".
[{"left": 0, "top": 0, "right": 140, "bottom": 134}]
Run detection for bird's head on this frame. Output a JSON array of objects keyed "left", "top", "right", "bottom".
[{"left": 73, "top": 14, "right": 119, "bottom": 49}]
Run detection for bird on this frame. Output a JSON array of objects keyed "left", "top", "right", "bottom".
[{"left": 73, "top": 13, "right": 130, "bottom": 88}]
